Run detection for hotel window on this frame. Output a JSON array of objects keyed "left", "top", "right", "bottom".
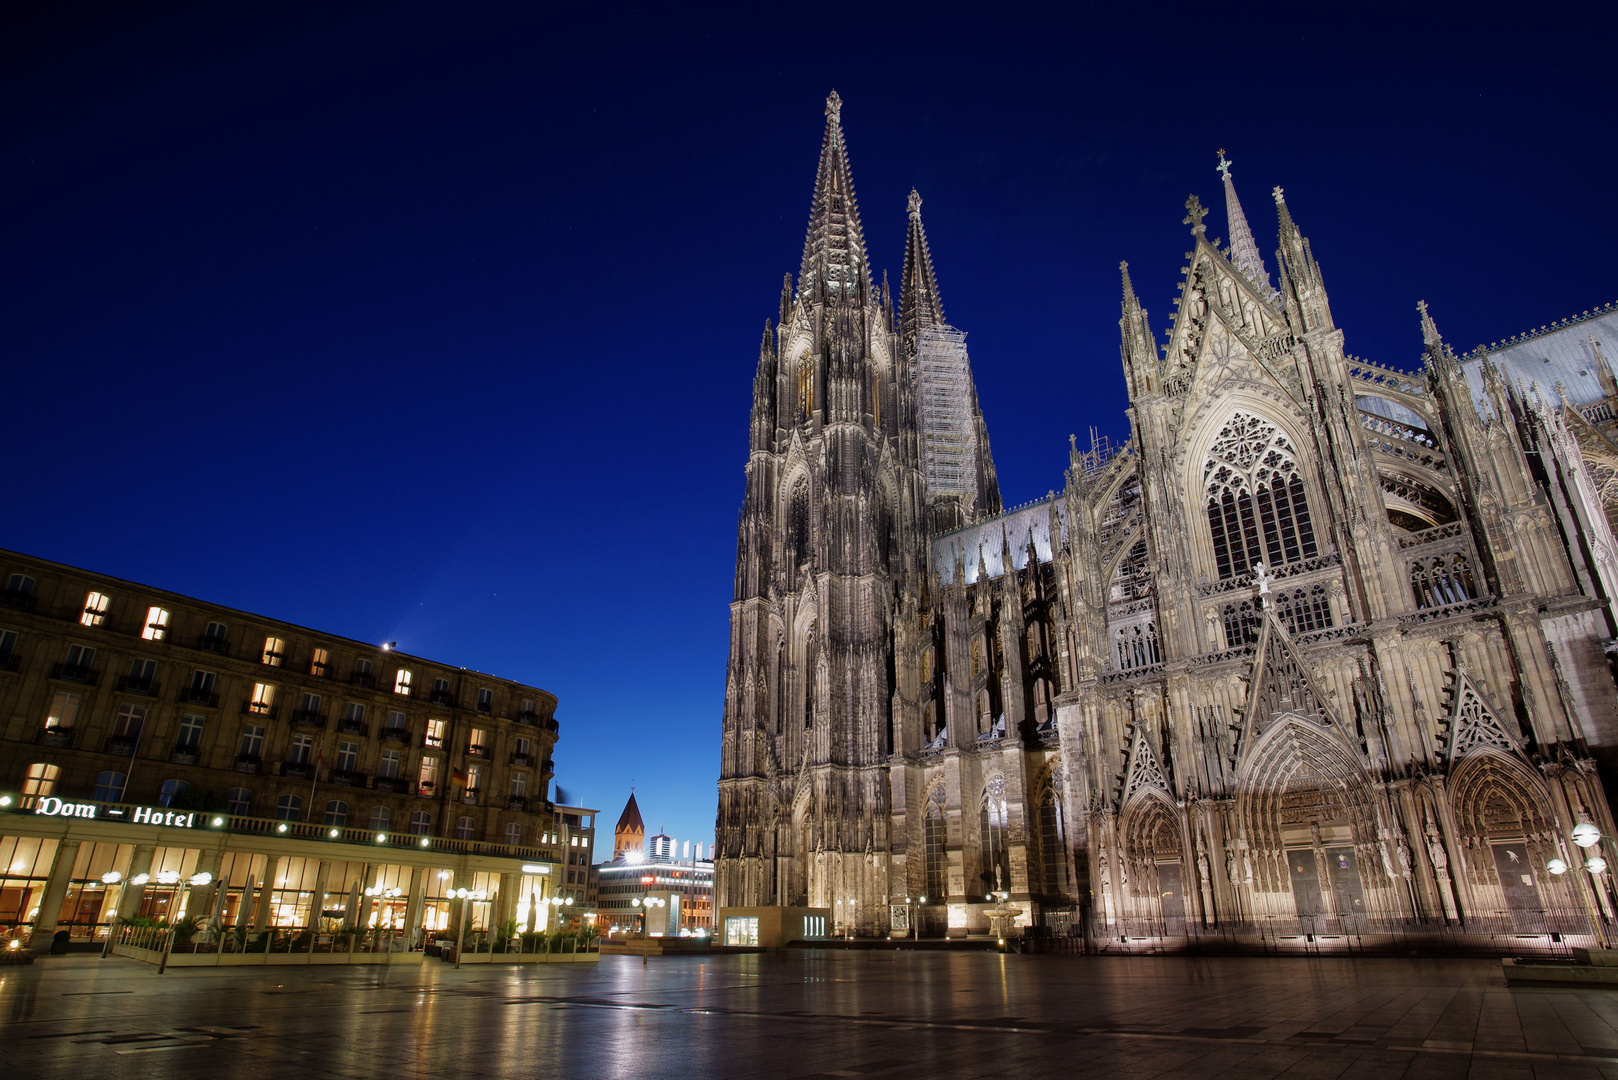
[
  {"left": 191, "top": 669, "right": 217, "bottom": 693},
  {"left": 432, "top": 677, "right": 451, "bottom": 702},
  {"left": 456, "top": 816, "right": 476, "bottom": 840},
  {"left": 298, "top": 692, "right": 322, "bottom": 716},
  {"left": 45, "top": 691, "right": 81, "bottom": 730},
  {"left": 511, "top": 772, "right": 528, "bottom": 797},
  {"left": 378, "top": 748, "right": 401, "bottom": 779},
  {"left": 159, "top": 779, "right": 188, "bottom": 807},
  {"left": 395, "top": 669, "right": 413, "bottom": 696},
  {"left": 386, "top": 709, "right": 408, "bottom": 732},
  {"left": 353, "top": 657, "right": 372, "bottom": 680},
  {"left": 276, "top": 794, "right": 302, "bottom": 821},
  {"left": 142, "top": 606, "right": 170, "bottom": 641},
  {"left": 66, "top": 643, "right": 96, "bottom": 671},
  {"left": 249, "top": 683, "right": 276, "bottom": 714},
  {"left": 202, "top": 621, "right": 228, "bottom": 652},
  {"left": 309, "top": 647, "right": 330, "bottom": 676},
  {"left": 343, "top": 702, "right": 365, "bottom": 724},
  {"left": 419, "top": 756, "right": 439, "bottom": 793},
  {"left": 324, "top": 800, "right": 348, "bottom": 827},
  {"left": 504, "top": 822, "right": 522, "bottom": 846},
  {"left": 127, "top": 657, "right": 157, "bottom": 688},
  {"left": 477, "top": 688, "right": 493, "bottom": 714},
  {"left": 519, "top": 697, "right": 534, "bottom": 717},
  {"left": 262, "top": 636, "right": 285, "bottom": 666},
  {"left": 515, "top": 736, "right": 532, "bottom": 758},
  {"left": 336, "top": 742, "right": 358, "bottom": 773},
  {"left": 112, "top": 703, "right": 146, "bottom": 738},
  {"left": 409, "top": 811, "right": 433, "bottom": 835},
  {"left": 81, "top": 591, "right": 109, "bottom": 627},
  {"left": 177, "top": 713, "right": 205, "bottom": 749},
  {"left": 465, "top": 763, "right": 484, "bottom": 792},
  {"left": 4, "top": 573, "right": 36, "bottom": 605},
  {"left": 238, "top": 725, "right": 265, "bottom": 759},
  {"left": 289, "top": 734, "right": 314, "bottom": 764},
  {"left": 369, "top": 805, "right": 391, "bottom": 831},
  {"left": 227, "top": 787, "right": 252, "bottom": 814},
  {"left": 468, "top": 727, "right": 490, "bottom": 753},
  {"left": 424, "top": 718, "right": 446, "bottom": 748},
  {"left": 22, "top": 763, "right": 58, "bottom": 807},
  {"left": 0, "top": 629, "right": 16, "bottom": 660},
  {"left": 93, "top": 770, "right": 127, "bottom": 801}
]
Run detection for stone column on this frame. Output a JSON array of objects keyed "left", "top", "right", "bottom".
[
  {"left": 252, "top": 855, "right": 279, "bottom": 932},
  {"left": 308, "top": 860, "right": 331, "bottom": 946},
  {"left": 497, "top": 872, "right": 517, "bottom": 935},
  {"left": 117, "top": 845, "right": 156, "bottom": 922},
  {"left": 184, "top": 850, "right": 222, "bottom": 925},
  {"left": 27, "top": 839, "right": 81, "bottom": 952}
]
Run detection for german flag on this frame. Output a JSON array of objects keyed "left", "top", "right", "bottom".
[{"left": 451, "top": 767, "right": 468, "bottom": 785}]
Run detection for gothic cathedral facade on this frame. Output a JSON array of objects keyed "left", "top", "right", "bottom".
[{"left": 716, "top": 93, "right": 1618, "bottom": 943}]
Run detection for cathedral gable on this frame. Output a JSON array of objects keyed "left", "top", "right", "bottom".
[
  {"left": 1122, "top": 729, "right": 1171, "bottom": 803},
  {"left": 1442, "top": 673, "right": 1521, "bottom": 764},
  {"left": 1236, "top": 607, "right": 1343, "bottom": 766}
]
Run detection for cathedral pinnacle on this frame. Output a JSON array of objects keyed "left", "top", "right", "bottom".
[
  {"left": 825, "top": 90, "right": 841, "bottom": 123},
  {"left": 908, "top": 188, "right": 923, "bottom": 219},
  {"left": 799, "top": 91, "right": 869, "bottom": 302},
  {"left": 1183, "top": 194, "right": 1208, "bottom": 235},
  {"left": 1418, "top": 300, "right": 1443, "bottom": 349},
  {"left": 899, "top": 188, "right": 945, "bottom": 343},
  {"left": 1216, "top": 150, "right": 1273, "bottom": 293}
]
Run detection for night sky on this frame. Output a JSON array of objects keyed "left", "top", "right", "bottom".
[{"left": 4, "top": 4, "right": 1614, "bottom": 851}]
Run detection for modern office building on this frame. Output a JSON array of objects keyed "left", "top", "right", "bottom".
[
  {"left": 596, "top": 793, "right": 714, "bottom": 935},
  {"left": 0, "top": 549, "right": 568, "bottom": 948}
]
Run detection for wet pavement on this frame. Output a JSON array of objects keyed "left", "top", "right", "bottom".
[{"left": 4, "top": 950, "right": 1618, "bottom": 1078}]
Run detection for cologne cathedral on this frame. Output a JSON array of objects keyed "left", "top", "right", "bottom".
[{"left": 715, "top": 92, "right": 1618, "bottom": 945}]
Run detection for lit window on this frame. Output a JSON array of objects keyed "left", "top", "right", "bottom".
[
  {"left": 409, "top": 810, "right": 433, "bottom": 835},
  {"left": 378, "top": 748, "right": 401, "bottom": 779},
  {"left": 369, "top": 805, "right": 391, "bottom": 831},
  {"left": 504, "top": 822, "right": 522, "bottom": 846},
  {"left": 456, "top": 816, "right": 476, "bottom": 840},
  {"left": 227, "top": 787, "right": 252, "bottom": 814},
  {"left": 395, "top": 669, "right": 413, "bottom": 696},
  {"left": 324, "top": 800, "right": 348, "bottom": 827},
  {"left": 158, "top": 779, "right": 188, "bottom": 807},
  {"left": 142, "top": 606, "right": 170, "bottom": 641},
  {"left": 477, "top": 688, "right": 493, "bottom": 714},
  {"left": 81, "top": 591, "right": 109, "bottom": 627},
  {"left": 309, "top": 647, "right": 330, "bottom": 676},
  {"left": 425, "top": 718, "right": 446, "bottom": 748},
  {"left": 93, "top": 770, "right": 127, "bottom": 801},
  {"left": 45, "top": 691, "right": 81, "bottom": 730},
  {"left": 289, "top": 734, "right": 313, "bottom": 764},
  {"left": 418, "top": 756, "right": 439, "bottom": 793},
  {"left": 469, "top": 727, "right": 489, "bottom": 752},
  {"left": 276, "top": 794, "right": 302, "bottom": 821},
  {"left": 112, "top": 703, "right": 146, "bottom": 738},
  {"left": 336, "top": 742, "right": 358, "bottom": 773},
  {"left": 262, "top": 636, "right": 285, "bottom": 666},
  {"left": 465, "top": 763, "right": 484, "bottom": 794},
  {"left": 238, "top": 725, "right": 265, "bottom": 758},
  {"left": 177, "top": 713, "right": 205, "bottom": 749},
  {"left": 21, "top": 763, "right": 58, "bottom": 807},
  {"left": 249, "top": 683, "right": 276, "bottom": 714}
]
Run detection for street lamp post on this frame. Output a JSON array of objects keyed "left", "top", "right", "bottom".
[
  {"left": 632, "top": 896, "right": 664, "bottom": 966},
  {"left": 1548, "top": 821, "right": 1615, "bottom": 950},
  {"left": 450, "top": 887, "right": 488, "bottom": 969}
]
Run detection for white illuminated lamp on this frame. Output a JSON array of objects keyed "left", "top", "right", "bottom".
[
  {"left": 0, "top": 795, "right": 12, "bottom": 807},
  {"left": 212, "top": 816, "right": 225, "bottom": 827},
  {"left": 130, "top": 873, "right": 150, "bottom": 886},
  {"left": 100, "top": 871, "right": 122, "bottom": 885},
  {"left": 277, "top": 823, "right": 289, "bottom": 833},
  {"left": 1573, "top": 821, "right": 1603, "bottom": 849},
  {"left": 156, "top": 870, "right": 181, "bottom": 885},
  {"left": 439, "top": 870, "right": 452, "bottom": 880},
  {"left": 419, "top": 837, "right": 430, "bottom": 847},
  {"left": 624, "top": 850, "right": 644, "bottom": 864},
  {"left": 521, "top": 864, "right": 548, "bottom": 874},
  {"left": 329, "top": 828, "right": 340, "bottom": 838},
  {"left": 382, "top": 641, "right": 397, "bottom": 652},
  {"left": 1589, "top": 856, "right": 1609, "bottom": 875},
  {"left": 1548, "top": 858, "right": 1570, "bottom": 875},
  {"left": 188, "top": 871, "right": 213, "bottom": 887},
  {"left": 376, "top": 833, "right": 387, "bottom": 843}
]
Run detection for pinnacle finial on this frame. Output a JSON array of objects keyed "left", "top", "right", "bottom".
[
  {"left": 1272, "top": 185, "right": 1285, "bottom": 205},
  {"left": 1216, "top": 149, "right": 1232, "bottom": 182},
  {"left": 908, "top": 188, "right": 923, "bottom": 219},
  {"left": 1418, "top": 300, "right": 1443, "bottom": 349},
  {"left": 1183, "top": 194, "right": 1208, "bottom": 234},
  {"left": 825, "top": 90, "right": 842, "bottom": 123},
  {"left": 1120, "top": 260, "right": 1137, "bottom": 302}
]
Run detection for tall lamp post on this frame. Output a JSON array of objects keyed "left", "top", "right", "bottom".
[
  {"left": 1548, "top": 820, "right": 1616, "bottom": 950},
  {"left": 632, "top": 896, "right": 665, "bottom": 966},
  {"left": 450, "top": 887, "right": 487, "bottom": 969}
]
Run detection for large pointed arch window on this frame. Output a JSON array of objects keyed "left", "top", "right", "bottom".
[
  {"left": 1204, "top": 412, "right": 1317, "bottom": 580},
  {"left": 923, "top": 788, "right": 947, "bottom": 901}
]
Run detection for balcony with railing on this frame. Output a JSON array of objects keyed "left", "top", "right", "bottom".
[
  {"left": 170, "top": 747, "right": 199, "bottom": 766},
  {"left": 516, "top": 710, "right": 539, "bottom": 726},
  {"left": 349, "top": 671, "right": 376, "bottom": 689},
  {"left": 116, "top": 675, "right": 159, "bottom": 696},
  {"left": 429, "top": 689, "right": 455, "bottom": 706},
  {"left": 36, "top": 727, "right": 74, "bottom": 748},
  {"left": 416, "top": 781, "right": 436, "bottom": 798},
  {"left": 197, "top": 634, "right": 231, "bottom": 656},
  {"left": 329, "top": 770, "right": 367, "bottom": 788},
  {"left": 289, "top": 708, "right": 326, "bottom": 728},
  {"left": 179, "top": 686, "right": 220, "bottom": 708},
  {"left": 466, "top": 743, "right": 491, "bottom": 760},
  {"left": 423, "top": 734, "right": 444, "bottom": 750},
  {"left": 280, "top": 761, "right": 314, "bottom": 780},
  {"left": 372, "top": 776, "right": 406, "bottom": 793},
  {"left": 0, "top": 589, "right": 37, "bottom": 612},
  {"left": 103, "top": 735, "right": 139, "bottom": 757},
  {"left": 381, "top": 726, "right": 411, "bottom": 744},
  {"left": 233, "top": 755, "right": 262, "bottom": 774},
  {"left": 506, "top": 795, "right": 527, "bottom": 812},
  {"left": 462, "top": 789, "right": 481, "bottom": 805},
  {"left": 0, "top": 652, "right": 22, "bottom": 673},
  {"left": 244, "top": 701, "right": 281, "bottom": 721},
  {"left": 337, "top": 718, "right": 369, "bottom": 737},
  {"left": 50, "top": 662, "right": 99, "bottom": 686},
  {"left": 509, "top": 752, "right": 533, "bottom": 767}
]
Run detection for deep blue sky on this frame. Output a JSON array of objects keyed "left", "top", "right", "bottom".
[{"left": 4, "top": 3, "right": 1613, "bottom": 851}]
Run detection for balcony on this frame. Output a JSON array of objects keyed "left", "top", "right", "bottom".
[
  {"left": 509, "top": 752, "right": 533, "bottom": 767},
  {"left": 516, "top": 710, "right": 539, "bottom": 726},
  {"left": 506, "top": 796, "right": 528, "bottom": 812},
  {"left": 462, "top": 790, "right": 481, "bottom": 806},
  {"left": 349, "top": 671, "right": 375, "bottom": 690},
  {"left": 329, "top": 770, "right": 367, "bottom": 788},
  {"left": 50, "top": 663, "right": 99, "bottom": 686},
  {"left": 244, "top": 702, "right": 281, "bottom": 720},
  {"left": 233, "top": 755, "right": 262, "bottom": 774},
  {"left": 0, "top": 652, "right": 20, "bottom": 673},
  {"left": 381, "top": 726, "right": 411, "bottom": 744},
  {"left": 36, "top": 727, "right": 74, "bottom": 749},
  {"left": 309, "top": 661, "right": 330, "bottom": 679},
  {"left": 372, "top": 776, "right": 406, "bottom": 793},
  {"left": 465, "top": 743, "right": 491, "bottom": 760},
  {"left": 423, "top": 735, "right": 444, "bottom": 750},
  {"left": 337, "top": 719, "right": 369, "bottom": 737},
  {"left": 280, "top": 761, "right": 314, "bottom": 780},
  {"left": 178, "top": 686, "right": 220, "bottom": 708},
  {"left": 0, "top": 589, "right": 36, "bottom": 612},
  {"left": 103, "top": 736, "right": 139, "bottom": 757},
  {"left": 543, "top": 717, "right": 559, "bottom": 733},
  {"left": 476, "top": 702, "right": 492, "bottom": 715},
  {"left": 197, "top": 635, "right": 230, "bottom": 656},
  {"left": 416, "top": 781, "right": 436, "bottom": 798},
  {"left": 289, "top": 709, "right": 326, "bottom": 729},
  {"left": 170, "top": 747, "right": 199, "bottom": 766},
  {"left": 116, "top": 675, "right": 159, "bottom": 696},
  {"left": 429, "top": 689, "right": 455, "bottom": 706}
]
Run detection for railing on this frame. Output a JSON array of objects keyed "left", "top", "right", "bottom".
[
  {"left": 510, "top": 753, "right": 533, "bottom": 767},
  {"left": 197, "top": 635, "right": 230, "bottom": 655},
  {"left": 466, "top": 744, "right": 491, "bottom": 759},
  {"left": 50, "top": 662, "right": 99, "bottom": 686},
  {"left": 0, "top": 589, "right": 37, "bottom": 611},
  {"left": 430, "top": 690, "right": 455, "bottom": 706},
  {"left": 476, "top": 703, "right": 492, "bottom": 715},
  {"left": 349, "top": 672, "right": 375, "bottom": 689},
  {"left": 1292, "top": 622, "right": 1363, "bottom": 646},
  {"left": 506, "top": 796, "right": 527, "bottom": 811},
  {"left": 280, "top": 761, "right": 314, "bottom": 780},
  {"left": 1364, "top": 431, "right": 1448, "bottom": 472},
  {"left": 1578, "top": 400, "right": 1616, "bottom": 425},
  {"left": 109, "top": 923, "right": 597, "bottom": 965},
  {"left": 380, "top": 727, "right": 411, "bottom": 743},
  {"left": 1100, "top": 661, "right": 1165, "bottom": 684},
  {"left": 244, "top": 702, "right": 281, "bottom": 720},
  {"left": 1359, "top": 411, "right": 1438, "bottom": 448},
  {"left": 233, "top": 755, "right": 262, "bottom": 774},
  {"left": 338, "top": 719, "right": 369, "bottom": 736},
  {"left": 1189, "top": 644, "right": 1255, "bottom": 668},
  {"left": 372, "top": 776, "right": 406, "bottom": 793},
  {"left": 36, "top": 727, "right": 74, "bottom": 748},
  {"left": 103, "top": 736, "right": 140, "bottom": 756},
  {"left": 289, "top": 709, "right": 325, "bottom": 728},
  {"left": 1402, "top": 595, "right": 1498, "bottom": 625},
  {"left": 0, "top": 652, "right": 19, "bottom": 672},
  {"left": 516, "top": 711, "right": 539, "bottom": 726},
  {"left": 179, "top": 686, "right": 220, "bottom": 708},
  {"left": 170, "top": 747, "right": 199, "bottom": 766},
  {"left": 1346, "top": 357, "right": 1427, "bottom": 397},
  {"left": 329, "top": 770, "right": 366, "bottom": 788},
  {"left": 543, "top": 718, "right": 559, "bottom": 733},
  {"left": 116, "top": 675, "right": 158, "bottom": 695},
  {"left": 1198, "top": 552, "right": 1342, "bottom": 597},
  {"left": 1397, "top": 521, "right": 1466, "bottom": 549}
]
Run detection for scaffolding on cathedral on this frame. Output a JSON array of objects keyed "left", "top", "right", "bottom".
[{"left": 916, "top": 323, "right": 977, "bottom": 501}]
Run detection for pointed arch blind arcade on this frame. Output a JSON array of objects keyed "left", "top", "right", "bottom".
[{"left": 1204, "top": 412, "right": 1317, "bottom": 580}]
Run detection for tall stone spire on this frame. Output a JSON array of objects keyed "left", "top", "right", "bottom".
[
  {"left": 1216, "top": 150, "right": 1272, "bottom": 293},
  {"left": 899, "top": 188, "right": 945, "bottom": 348},
  {"left": 798, "top": 91, "right": 870, "bottom": 303}
]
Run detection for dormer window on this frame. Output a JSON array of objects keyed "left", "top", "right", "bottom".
[
  {"left": 81, "top": 592, "right": 109, "bottom": 627},
  {"left": 142, "top": 607, "right": 170, "bottom": 642}
]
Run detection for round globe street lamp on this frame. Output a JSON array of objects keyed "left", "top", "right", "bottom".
[
  {"left": 632, "top": 896, "right": 665, "bottom": 966},
  {"left": 449, "top": 887, "right": 487, "bottom": 969},
  {"left": 1548, "top": 819, "right": 1617, "bottom": 950}
]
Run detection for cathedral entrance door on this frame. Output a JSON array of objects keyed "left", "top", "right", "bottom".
[
  {"left": 1325, "top": 847, "right": 1366, "bottom": 930},
  {"left": 1287, "top": 848, "right": 1324, "bottom": 930},
  {"left": 1490, "top": 842, "right": 1545, "bottom": 932},
  {"left": 1155, "top": 860, "right": 1185, "bottom": 931}
]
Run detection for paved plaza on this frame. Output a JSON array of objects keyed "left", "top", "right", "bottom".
[{"left": 4, "top": 950, "right": 1618, "bottom": 1079}]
